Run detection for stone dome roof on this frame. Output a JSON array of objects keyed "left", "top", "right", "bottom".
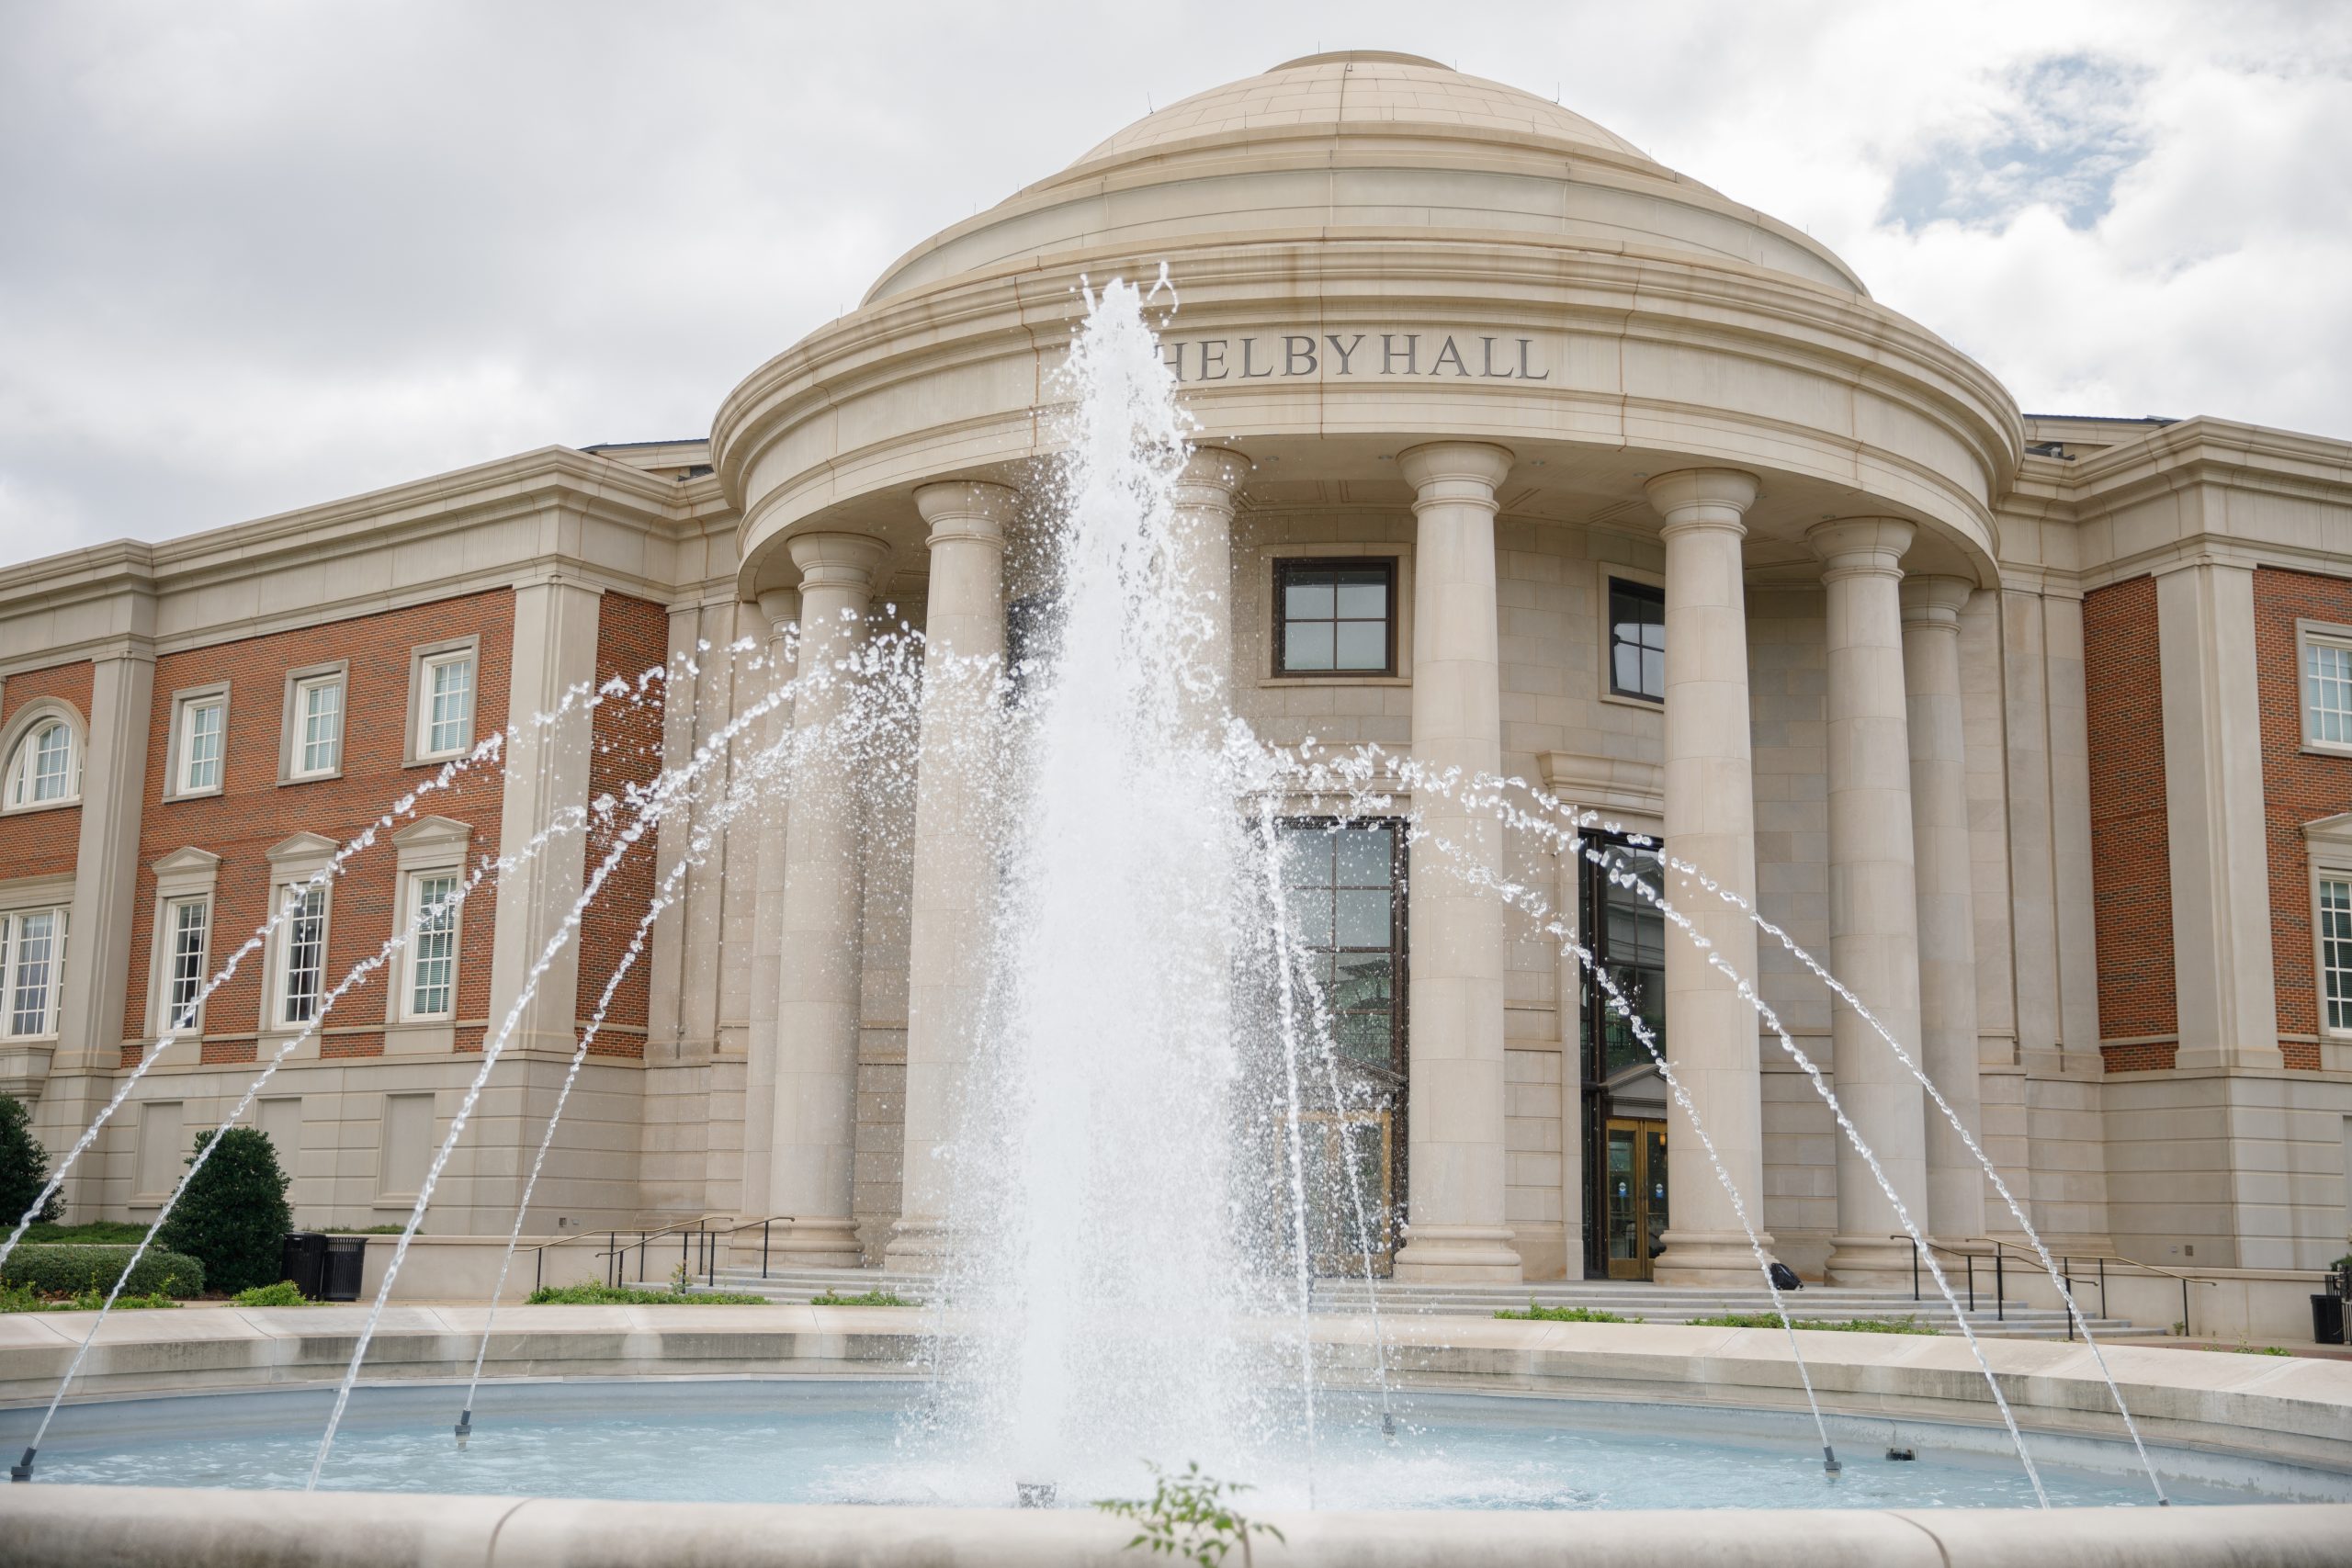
[{"left": 1068, "top": 51, "right": 1649, "bottom": 170}]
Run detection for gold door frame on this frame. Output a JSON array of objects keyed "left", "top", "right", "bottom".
[{"left": 1603, "top": 1116, "right": 1668, "bottom": 1280}]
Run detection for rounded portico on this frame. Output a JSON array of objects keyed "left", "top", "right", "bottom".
[{"left": 714, "top": 51, "right": 2023, "bottom": 1282}]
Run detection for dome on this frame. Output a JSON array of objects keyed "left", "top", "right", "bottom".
[
  {"left": 1069, "top": 51, "right": 1649, "bottom": 169},
  {"left": 864, "top": 52, "right": 1865, "bottom": 302}
]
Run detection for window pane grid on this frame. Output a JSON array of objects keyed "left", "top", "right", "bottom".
[
  {"left": 426, "top": 656, "right": 473, "bottom": 755},
  {"left": 281, "top": 886, "right": 325, "bottom": 1024},
  {"left": 2321, "top": 877, "right": 2352, "bottom": 1034},
  {"left": 2308, "top": 639, "right": 2352, "bottom": 747},
  {"left": 29, "top": 722, "right": 71, "bottom": 802},
  {"left": 167, "top": 898, "right": 209, "bottom": 1030},
  {"left": 299, "top": 679, "right": 343, "bottom": 775},
  {"left": 410, "top": 874, "right": 458, "bottom": 1018},
  {"left": 1609, "top": 581, "right": 1667, "bottom": 702},
  {"left": 1278, "top": 563, "right": 1392, "bottom": 675},
  {"left": 6, "top": 909, "right": 61, "bottom": 1036},
  {"left": 1279, "top": 823, "right": 1400, "bottom": 1070},
  {"left": 183, "top": 700, "right": 224, "bottom": 793}
]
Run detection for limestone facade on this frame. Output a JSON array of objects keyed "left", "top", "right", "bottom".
[{"left": 1, "top": 53, "right": 2348, "bottom": 1279}]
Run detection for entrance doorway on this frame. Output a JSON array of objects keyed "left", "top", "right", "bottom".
[
  {"left": 1580, "top": 836, "right": 1671, "bottom": 1279},
  {"left": 1603, "top": 1117, "right": 1668, "bottom": 1280}
]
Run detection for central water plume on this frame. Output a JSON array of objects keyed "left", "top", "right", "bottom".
[{"left": 927, "top": 275, "right": 1279, "bottom": 1495}]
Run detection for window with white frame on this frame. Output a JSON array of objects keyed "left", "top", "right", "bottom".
[
  {"left": 162, "top": 896, "right": 210, "bottom": 1032},
  {"left": 416, "top": 649, "right": 474, "bottom": 760},
  {"left": 290, "top": 671, "right": 345, "bottom": 779},
  {"left": 2321, "top": 876, "right": 2352, "bottom": 1036},
  {"left": 404, "top": 872, "right": 459, "bottom": 1019},
  {"left": 175, "top": 694, "right": 227, "bottom": 795},
  {"left": 2303, "top": 624, "right": 2352, "bottom": 751},
  {"left": 0, "top": 907, "right": 67, "bottom": 1038},
  {"left": 4, "top": 715, "right": 76, "bottom": 809},
  {"left": 276, "top": 884, "right": 327, "bottom": 1024}
]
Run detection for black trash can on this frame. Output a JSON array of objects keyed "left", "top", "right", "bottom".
[
  {"left": 280, "top": 1232, "right": 327, "bottom": 1299},
  {"left": 2314, "top": 1292, "right": 2346, "bottom": 1347},
  {"left": 321, "top": 1235, "right": 368, "bottom": 1303}
]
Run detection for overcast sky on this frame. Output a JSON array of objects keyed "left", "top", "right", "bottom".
[{"left": 3, "top": 0, "right": 2346, "bottom": 569}]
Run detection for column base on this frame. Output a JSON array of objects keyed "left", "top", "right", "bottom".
[
  {"left": 1392, "top": 1225, "right": 1522, "bottom": 1284},
  {"left": 880, "top": 1217, "right": 953, "bottom": 1274},
  {"left": 1650, "top": 1228, "right": 1777, "bottom": 1288},
  {"left": 755, "top": 1217, "right": 865, "bottom": 1269},
  {"left": 1825, "top": 1234, "right": 1921, "bottom": 1287}
]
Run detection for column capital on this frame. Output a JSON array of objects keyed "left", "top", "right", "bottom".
[
  {"left": 1177, "top": 445, "right": 1250, "bottom": 497},
  {"left": 914, "top": 480, "right": 1018, "bottom": 549},
  {"left": 752, "top": 588, "right": 801, "bottom": 638},
  {"left": 1644, "top": 468, "right": 1759, "bottom": 534},
  {"left": 786, "top": 531, "right": 891, "bottom": 592},
  {"left": 1807, "top": 517, "right": 1915, "bottom": 581},
  {"left": 1397, "top": 441, "right": 1514, "bottom": 502},
  {"left": 1899, "top": 574, "right": 1974, "bottom": 631}
]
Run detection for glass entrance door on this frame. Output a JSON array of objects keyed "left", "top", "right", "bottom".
[{"left": 1604, "top": 1117, "right": 1668, "bottom": 1280}]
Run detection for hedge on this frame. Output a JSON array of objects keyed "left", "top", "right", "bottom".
[{"left": 0, "top": 1245, "right": 206, "bottom": 1299}]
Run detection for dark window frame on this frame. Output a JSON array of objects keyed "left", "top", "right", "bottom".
[
  {"left": 1606, "top": 576, "right": 1667, "bottom": 704},
  {"left": 1272, "top": 557, "right": 1398, "bottom": 678}
]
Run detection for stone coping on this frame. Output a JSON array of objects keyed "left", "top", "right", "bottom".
[
  {"left": 2, "top": 1305, "right": 2346, "bottom": 1472},
  {"left": 3, "top": 1485, "right": 2349, "bottom": 1567}
]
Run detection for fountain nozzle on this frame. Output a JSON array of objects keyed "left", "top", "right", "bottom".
[
  {"left": 1381, "top": 1411, "right": 1398, "bottom": 1440},
  {"left": 9, "top": 1447, "right": 33, "bottom": 1483},
  {"left": 1016, "top": 1482, "right": 1057, "bottom": 1509},
  {"left": 1822, "top": 1445, "right": 1840, "bottom": 1478},
  {"left": 454, "top": 1411, "right": 472, "bottom": 1450}
]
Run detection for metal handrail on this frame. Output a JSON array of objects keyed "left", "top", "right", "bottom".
[
  {"left": 1893, "top": 1234, "right": 2221, "bottom": 1338},
  {"left": 707, "top": 1213, "right": 798, "bottom": 1280},
  {"left": 594, "top": 1213, "right": 734, "bottom": 1289}
]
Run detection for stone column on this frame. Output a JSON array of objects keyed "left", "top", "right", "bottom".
[
  {"left": 737, "top": 587, "right": 799, "bottom": 1222},
  {"left": 888, "top": 482, "right": 1012, "bottom": 1269},
  {"left": 1903, "top": 575, "right": 1988, "bottom": 1243},
  {"left": 1171, "top": 447, "right": 1246, "bottom": 721},
  {"left": 1811, "top": 519, "right": 1930, "bottom": 1284},
  {"left": 766, "top": 533, "right": 889, "bottom": 1266},
  {"left": 1645, "top": 469, "right": 1771, "bottom": 1286},
  {"left": 1393, "top": 441, "right": 1521, "bottom": 1284}
]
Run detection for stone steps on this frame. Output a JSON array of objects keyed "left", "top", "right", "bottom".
[{"left": 696, "top": 1267, "right": 2135, "bottom": 1340}]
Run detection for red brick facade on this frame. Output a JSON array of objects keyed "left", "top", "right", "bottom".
[
  {"left": 571, "top": 592, "right": 670, "bottom": 1056},
  {"left": 2083, "top": 575, "right": 2179, "bottom": 1072},
  {"left": 0, "top": 660, "right": 94, "bottom": 883},
  {"left": 122, "top": 592, "right": 514, "bottom": 1066},
  {"left": 2255, "top": 567, "right": 2352, "bottom": 1071}
]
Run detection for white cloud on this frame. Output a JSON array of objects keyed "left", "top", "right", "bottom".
[{"left": 1, "top": 0, "right": 2346, "bottom": 568}]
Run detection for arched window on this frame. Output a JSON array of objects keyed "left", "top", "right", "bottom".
[{"left": 3, "top": 709, "right": 79, "bottom": 810}]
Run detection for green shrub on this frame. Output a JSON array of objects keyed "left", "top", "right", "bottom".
[
  {"left": 809, "top": 1289, "right": 911, "bottom": 1307},
  {"left": 0, "top": 1244, "right": 205, "bottom": 1298},
  {"left": 0, "top": 1093, "right": 61, "bottom": 1226},
  {"left": 232, "top": 1280, "right": 310, "bottom": 1307},
  {"left": 1687, "top": 1311, "right": 1939, "bottom": 1335},
  {"left": 154, "top": 1128, "right": 291, "bottom": 1295},
  {"left": 1495, "top": 1301, "right": 1641, "bottom": 1323},
  {"left": 24, "top": 1221, "right": 149, "bottom": 1246},
  {"left": 524, "top": 1282, "right": 770, "bottom": 1305}
]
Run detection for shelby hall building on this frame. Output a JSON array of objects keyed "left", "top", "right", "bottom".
[{"left": 3, "top": 52, "right": 2349, "bottom": 1290}]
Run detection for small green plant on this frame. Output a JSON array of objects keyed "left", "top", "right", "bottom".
[
  {"left": 326, "top": 1224, "right": 412, "bottom": 1235},
  {"left": 809, "top": 1289, "right": 911, "bottom": 1307},
  {"left": 1095, "top": 1461, "right": 1284, "bottom": 1568},
  {"left": 0, "top": 1092, "right": 62, "bottom": 1225},
  {"left": 154, "top": 1128, "right": 292, "bottom": 1295},
  {"left": 1687, "top": 1312, "right": 1938, "bottom": 1335},
  {"left": 1495, "top": 1301, "right": 1641, "bottom": 1323},
  {"left": 232, "top": 1280, "right": 310, "bottom": 1307},
  {"left": 0, "top": 1245, "right": 204, "bottom": 1298},
  {"left": 524, "top": 1282, "right": 770, "bottom": 1305},
  {"left": 23, "top": 1221, "right": 150, "bottom": 1245}
]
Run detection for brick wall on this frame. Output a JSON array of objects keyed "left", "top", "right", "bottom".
[
  {"left": 2083, "top": 575, "right": 2177, "bottom": 1072},
  {"left": 2255, "top": 567, "right": 2352, "bottom": 1070},
  {"left": 0, "top": 660, "right": 95, "bottom": 882},
  {"left": 124, "top": 592, "right": 514, "bottom": 1066},
  {"left": 571, "top": 592, "right": 669, "bottom": 1055}
]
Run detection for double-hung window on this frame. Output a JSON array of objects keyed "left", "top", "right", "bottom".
[
  {"left": 4, "top": 714, "right": 78, "bottom": 809},
  {"left": 0, "top": 907, "right": 67, "bottom": 1038},
  {"left": 175, "top": 694, "right": 227, "bottom": 795},
  {"left": 277, "top": 885, "right": 328, "bottom": 1025},
  {"left": 417, "top": 649, "right": 475, "bottom": 761},
  {"left": 2302, "top": 623, "right": 2352, "bottom": 754},
  {"left": 2321, "top": 877, "right": 2352, "bottom": 1036},
  {"left": 1275, "top": 560, "right": 1395, "bottom": 676},
  {"left": 290, "top": 672, "right": 345, "bottom": 779},
  {"left": 405, "top": 873, "right": 459, "bottom": 1020},
  {"left": 163, "top": 897, "right": 210, "bottom": 1032}
]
